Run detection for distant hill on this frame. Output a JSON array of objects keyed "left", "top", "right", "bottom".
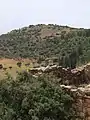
[{"left": 0, "top": 24, "right": 90, "bottom": 68}]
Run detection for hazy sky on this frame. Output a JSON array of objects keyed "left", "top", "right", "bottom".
[{"left": 0, "top": 0, "right": 90, "bottom": 34}]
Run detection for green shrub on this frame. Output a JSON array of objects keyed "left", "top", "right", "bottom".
[
  {"left": 0, "top": 72, "right": 75, "bottom": 120},
  {"left": 17, "top": 62, "right": 22, "bottom": 68}
]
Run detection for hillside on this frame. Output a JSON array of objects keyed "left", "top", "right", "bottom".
[
  {"left": 1, "top": 24, "right": 90, "bottom": 120},
  {"left": 0, "top": 24, "right": 90, "bottom": 68}
]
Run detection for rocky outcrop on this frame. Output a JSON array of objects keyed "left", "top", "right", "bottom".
[
  {"left": 30, "top": 65, "right": 90, "bottom": 85},
  {"left": 61, "top": 85, "right": 90, "bottom": 120},
  {"left": 29, "top": 64, "right": 90, "bottom": 119}
]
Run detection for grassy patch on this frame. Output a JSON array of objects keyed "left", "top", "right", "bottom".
[{"left": 0, "top": 59, "right": 33, "bottom": 80}]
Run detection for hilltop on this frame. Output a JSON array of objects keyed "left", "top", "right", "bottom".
[
  {"left": 1, "top": 24, "right": 90, "bottom": 120},
  {"left": 0, "top": 24, "right": 90, "bottom": 68}
]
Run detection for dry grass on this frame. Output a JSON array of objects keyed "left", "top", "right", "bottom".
[{"left": 0, "top": 59, "right": 33, "bottom": 80}]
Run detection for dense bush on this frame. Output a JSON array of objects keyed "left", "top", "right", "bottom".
[
  {"left": 0, "top": 72, "right": 75, "bottom": 120},
  {"left": 17, "top": 62, "right": 22, "bottom": 68}
]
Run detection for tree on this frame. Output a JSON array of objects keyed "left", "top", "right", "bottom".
[
  {"left": 0, "top": 72, "right": 75, "bottom": 120},
  {"left": 17, "top": 62, "right": 22, "bottom": 67},
  {"left": 69, "top": 51, "right": 77, "bottom": 69},
  {"left": 64, "top": 55, "right": 71, "bottom": 68}
]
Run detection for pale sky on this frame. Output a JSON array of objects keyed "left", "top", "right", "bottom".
[{"left": 0, "top": 0, "right": 90, "bottom": 34}]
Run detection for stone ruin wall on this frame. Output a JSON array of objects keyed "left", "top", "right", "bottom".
[
  {"left": 61, "top": 85, "right": 90, "bottom": 120},
  {"left": 29, "top": 64, "right": 90, "bottom": 120},
  {"left": 30, "top": 64, "right": 90, "bottom": 85}
]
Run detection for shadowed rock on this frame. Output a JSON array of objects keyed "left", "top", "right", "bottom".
[{"left": 29, "top": 65, "right": 90, "bottom": 85}]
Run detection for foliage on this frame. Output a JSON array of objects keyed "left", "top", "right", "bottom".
[
  {"left": 17, "top": 62, "right": 22, "bottom": 68},
  {"left": 0, "top": 72, "right": 75, "bottom": 120},
  {"left": 1, "top": 24, "right": 90, "bottom": 67}
]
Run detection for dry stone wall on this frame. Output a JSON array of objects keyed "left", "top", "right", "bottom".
[
  {"left": 29, "top": 64, "right": 90, "bottom": 119},
  {"left": 61, "top": 85, "right": 90, "bottom": 120},
  {"left": 30, "top": 65, "right": 90, "bottom": 85}
]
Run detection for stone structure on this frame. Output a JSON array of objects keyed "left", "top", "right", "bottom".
[
  {"left": 61, "top": 85, "right": 90, "bottom": 120},
  {"left": 29, "top": 64, "right": 90, "bottom": 119},
  {"left": 29, "top": 65, "right": 90, "bottom": 85}
]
